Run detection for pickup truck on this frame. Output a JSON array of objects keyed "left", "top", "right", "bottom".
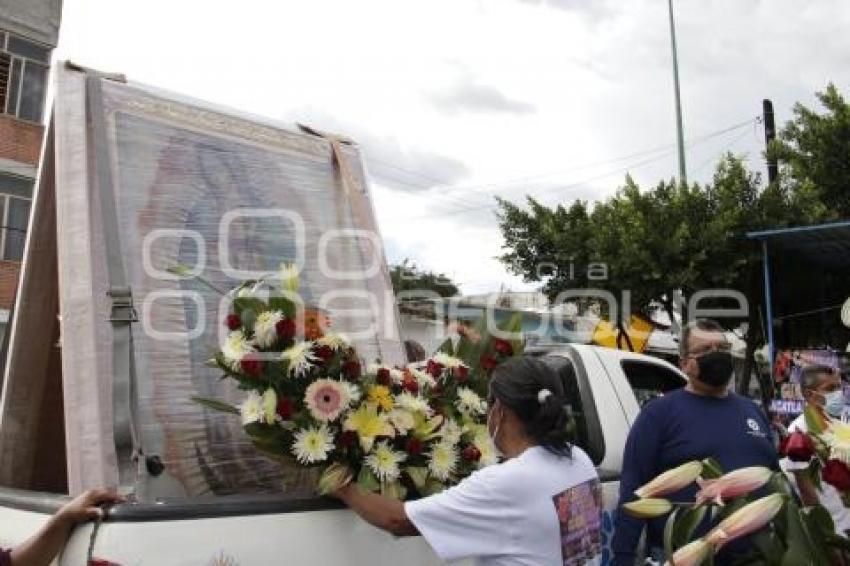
[{"left": 0, "top": 344, "right": 687, "bottom": 565}]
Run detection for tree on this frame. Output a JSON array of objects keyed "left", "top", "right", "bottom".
[
  {"left": 770, "top": 83, "right": 850, "bottom": 218},
  {"left": 389, "top": 259, "right": 459, "bottom": 299},
  {"left": 497, "top": 154, "right": 828, "bottom": 404}
]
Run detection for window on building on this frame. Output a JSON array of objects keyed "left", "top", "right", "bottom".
[
  {"left": 0, "top": 30, "right": 51, "bottom": 123},
  {"left": 0, "top": 172, "right": 33, "bottom": 260},
  {"left": 621, "top": 360, "right": 687, "bottom": 408}
]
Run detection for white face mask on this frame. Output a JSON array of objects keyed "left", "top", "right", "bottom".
[{"left": 823, "top": 390, "right": 845, "bottom": 418}]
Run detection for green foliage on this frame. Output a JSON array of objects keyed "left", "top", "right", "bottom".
[
  {"left": 192, "top": 396, "right": 240, "bottom": 415},
  {"left": 769, "top": 83, "right": 850, "bottom": 218},
  {"left": 497, "top": 155, "right": 817, "bottom": 324},
  {"left": 390, "top": 258, "right": 459, "bottom": 299}
]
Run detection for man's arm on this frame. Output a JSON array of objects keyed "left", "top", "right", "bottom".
[
  {"left": 335, "top": 484, "right": 419, "bottom": 537},
  {"left": 10, "top": 489, "right": 121, "bottom": 566},
  {"left": 612, "top": 408, "right": 663, "bottom": 566}
]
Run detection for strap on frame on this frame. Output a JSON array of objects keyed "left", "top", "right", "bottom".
[{"left": 85, "top": 74, "right": 144, "bottom": 495}]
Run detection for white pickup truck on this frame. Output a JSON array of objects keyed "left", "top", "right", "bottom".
[{"left": 0, "top": 344, "right": 686, "bottom": 565}]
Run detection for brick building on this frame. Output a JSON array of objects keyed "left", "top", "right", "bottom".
[{"left": 0, "top": 0, "right": 62, "bottom": 339}]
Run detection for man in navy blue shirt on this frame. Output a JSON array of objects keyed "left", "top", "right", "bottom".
[{"left": 612, "top": 319, "right": 778, "bottom": 565}]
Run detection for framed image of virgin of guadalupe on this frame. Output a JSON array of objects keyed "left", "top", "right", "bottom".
[{"left": 0, "top": 63, "right": 404, "bottom": 500}]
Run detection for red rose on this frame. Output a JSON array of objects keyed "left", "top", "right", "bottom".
[
  {"left": 276, "top": 397, "right": 294, "bottom": 420},
  {"left": 784, "top": 431, "right": 815, "bottom": 462},
  {"left": 823, "top": 459, "right": 850, "bottom": 491},
  {"left": 406, "top": 438, "right": 423, "bottom": 456},
  {"left": 376, "top": 368, "right": 392, "bottom": 386},
  {"left": 426, "top": 359, "right": 444, "bottom": 378},
  {"left": 494, "top": 339, "right": 513, "bottom": 356},
  {"left": 225, "top": 313, "right": 242, "bottom": 331},
  {"left": 453, "top": 365, "right": 469, "bottom": 381},
  {"left": 343, "top": 360, "right": 361, "bottom": 380},
  {"left": 314, "top": 345, "right": 334, "bottom": 362},
  {"left": 481, "top": 355, "right": 498, "bottom": 371},
  {"left": 275, "top": 318, "right": 296, "bottom": 340},
  {"left": 402, "top": 375, "right": 419, "bottom": 394},
  {"left": 461, "top": 445, "right": 482, "bottom": 462},
  {"left": 240, "top": 354, "right": 263, "bottom": 377},
  {"left": 338, "top": 430, "right": 357, "bottom": 448}
]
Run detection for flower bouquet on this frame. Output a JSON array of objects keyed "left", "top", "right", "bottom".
[
  {"left": 622, "top": 457, "right": 850, "bottom": 565},
  {"left": 781, "top": 406, "right": 850, "bottom": 503},
  {"left": 185, "top": 265, "right": 523, "bottom": 500}
]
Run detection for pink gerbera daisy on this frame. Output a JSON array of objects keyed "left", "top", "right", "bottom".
[{"left": 304, "top": 379, "right": 350, "bottom": 422}]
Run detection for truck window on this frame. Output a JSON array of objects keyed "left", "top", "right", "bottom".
[
  {"left": 536, "top": 354, "right": 605, "bottom": 465},
  {"left": 621, "top": 360, "right": 686, "bottom": 408}
]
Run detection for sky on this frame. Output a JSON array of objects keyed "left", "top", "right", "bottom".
[{"left": 54, "top": 0, "right": 850, "bottom": 295}]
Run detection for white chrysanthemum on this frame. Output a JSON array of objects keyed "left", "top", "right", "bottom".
[
  {"left": 366, "top": 440, "right": 407, "bottom": 482},
  {"left": 317, "top": 333, "right": 351, "bottom": 351},
  {"left": 281, "top": 341, "right": 318, "bottom": 377},
  {"left": 407, "top": 366, "right": 437, "bottom": 389},
  {"left": 291, "top": 424, "right": 334, "bottom": 464},
  {"left": 222, "top": 330, "right": 255, "bottom": 371},
  {"left": 253, "top": 310, "right": 284, "bottom": 348},
  {"left": 395, "top": 392, "right": 433, "bottom": 416},
  {"left": 440, "top": 419, "right": 463, "bottom": 445},
  {"left": 455, "top": 387, "right": 487, "bottom": 416},
  {"left": 345, "top": 382, "right": 362, "bottom": 405},
  {"left": 389, "top": 409, "right": 416, "bottom": 434},
  {"left": 432, "top": 352, "right": 463, "bottom": 369},
  {"left": 428, "top": 441, "right": 458, "bottom": 481},
  {"left": 240, "top": 391, "right": 264, "bottom": 426}
]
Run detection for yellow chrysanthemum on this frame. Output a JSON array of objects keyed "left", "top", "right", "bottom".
[
  {"left": 344, "top": 404, "right": 395, "bottom": 452},
  {"left": 368, "top": 385, "right": 395, "bottom": 412}
]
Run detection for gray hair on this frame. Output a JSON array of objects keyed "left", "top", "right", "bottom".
[
  {"left": 678, "top": 318, "right": 725, "bottom": 359},
  {"left": 800, "top": 364, "right": 837, "bottom": 392}
]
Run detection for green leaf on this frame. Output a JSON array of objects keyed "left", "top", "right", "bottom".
[
  {"left": 357, "top": 466, "right": 380, "bottom": 492},
  {"left": 420, "top": 479, "right": 445, "bottom": 496},
  {"left": 804, "top": 405, "right": 826, "bottom": 435},
  {"left": 437, "top": 337, "right": 454, "bottom": 356},
  {"left": 191, "top": 396, "right": 240, "bottom": 415},
  {"left": 663, "top": 506, "right": 681, "bottom": 559},
  {"left": 701, "top": 458, "right": 724, "bottom": 480},
  {"left": 269, "top": 296, "right": 296, "bottom": 319},
  {"left": 234, "top": 297, "right": 269, "bottom": 317},
  {"left": 670, "top": 506, "right": 708, "bottom": 552},
  {"left": 405, "top": 466, "right": 429, "bottom": 489}
]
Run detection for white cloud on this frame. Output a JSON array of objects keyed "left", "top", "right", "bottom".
[{"left": 55, "top": 0, "right": 850, "bottom": 293}]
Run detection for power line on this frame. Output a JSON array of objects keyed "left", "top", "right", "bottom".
[{"left": 398, "top": 117, "right": 759, "bottom": 220}]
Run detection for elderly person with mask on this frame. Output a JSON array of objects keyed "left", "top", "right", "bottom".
[
  {"left": 782, "top": 364, "right": 850, "bottom": 536},
  {"left": 334, "top": 356, "right": 603, "bottom": 565},
  {"left": 612, "top": 319, "right": 778, "bottom": 565}
]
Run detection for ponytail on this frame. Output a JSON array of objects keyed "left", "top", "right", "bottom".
[{"left": 490, "top": 356, "right": 573, "bottom": 457}]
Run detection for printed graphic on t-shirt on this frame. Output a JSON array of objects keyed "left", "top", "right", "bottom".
[{"left": 552, "top": 479, "right": 603, "bottom": 565}]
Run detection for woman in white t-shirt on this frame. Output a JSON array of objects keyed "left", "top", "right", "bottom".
[{"left": 334, "top": 356, "right": 603, "bottom": 565}]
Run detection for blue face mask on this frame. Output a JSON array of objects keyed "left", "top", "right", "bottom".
[{"left": 824, "top": 390, "right": 845, "bottom": 418}]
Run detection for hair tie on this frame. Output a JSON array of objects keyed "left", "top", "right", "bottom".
[{"left": 537, "top": 389, "right": 552, "bottom": 405}]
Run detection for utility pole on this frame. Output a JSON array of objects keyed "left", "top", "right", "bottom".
[
  {"left": 762, "top": 99, "right": 778, "bottom": 185},
  {"left": 668, "top": 0, "right": 687, "bottom": 187}
]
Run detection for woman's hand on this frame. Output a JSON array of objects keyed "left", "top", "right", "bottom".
[{"left": 55, "top": 488, "right": 124, "bottom": 525}]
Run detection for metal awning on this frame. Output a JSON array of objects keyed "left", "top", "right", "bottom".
[
  {"left": 746, "top": 220, "right": 850, "bottom": 368},
  {"left": 747, "top": 220, "right": 850, "bottom": 270}
]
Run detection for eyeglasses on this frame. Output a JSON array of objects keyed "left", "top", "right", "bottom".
[{"left": 685, "top": 342, "right": 732, "bottom": 358}]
